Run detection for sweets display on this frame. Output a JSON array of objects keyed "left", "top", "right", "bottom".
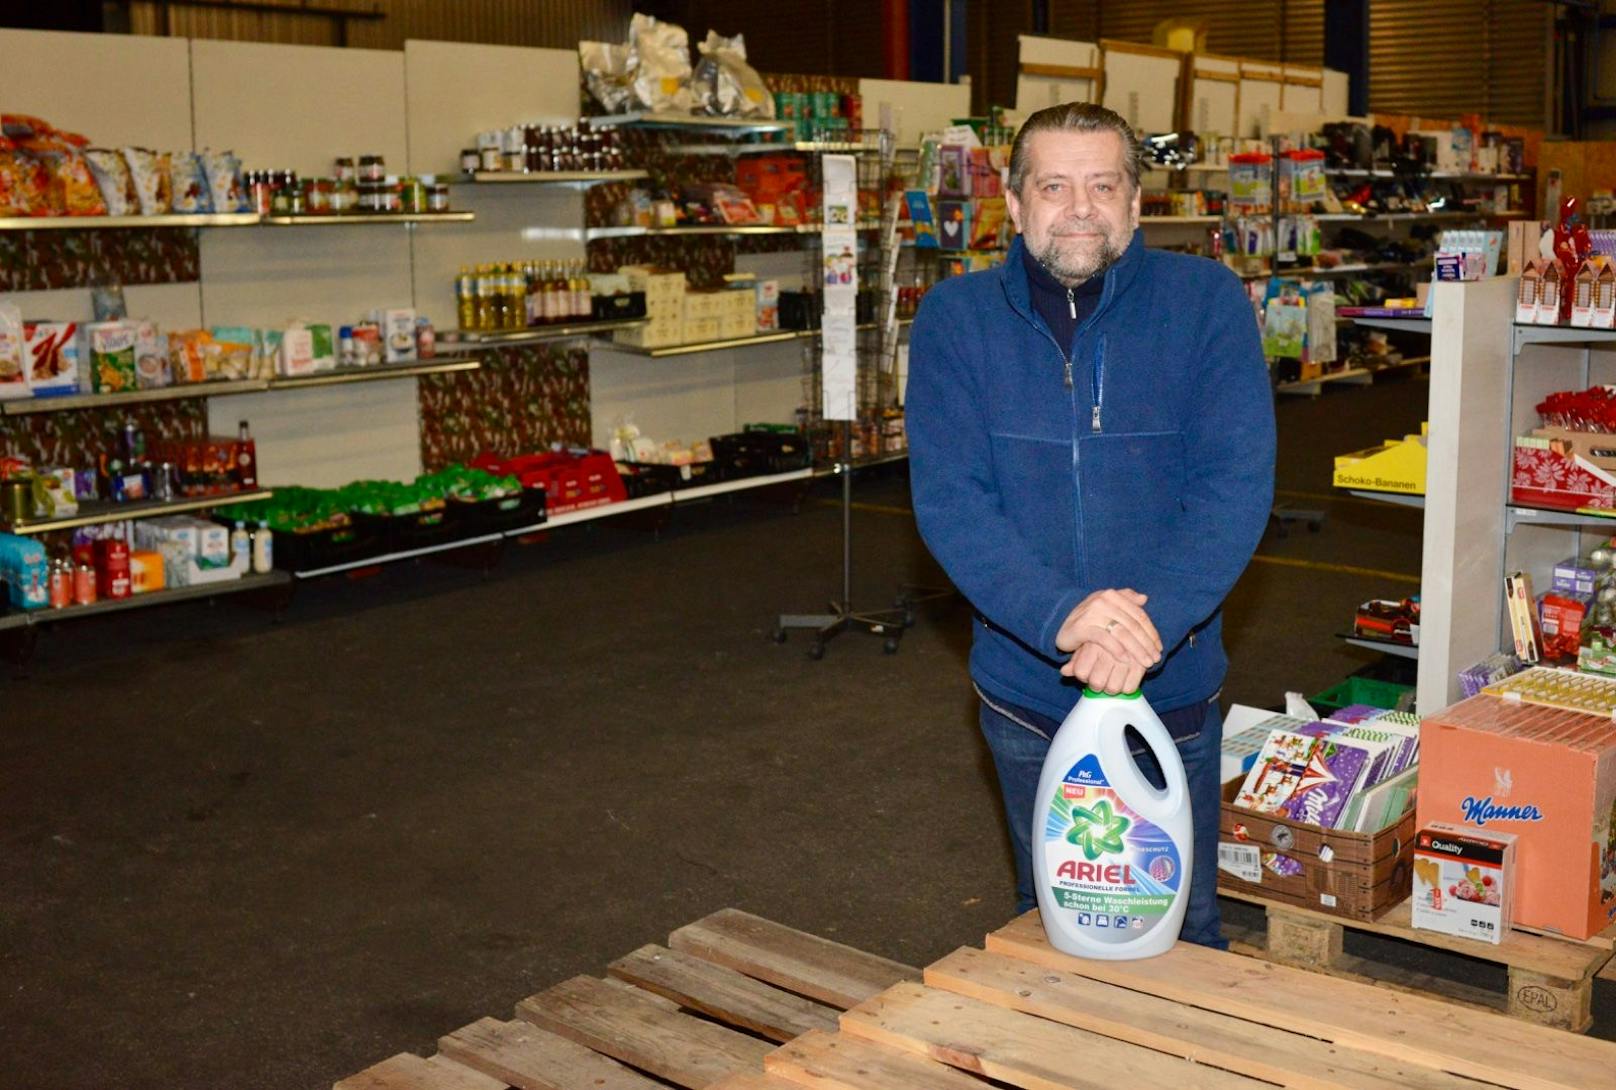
[{"left": 1232, "top": 706, "right": 1420, "bottom": 832}]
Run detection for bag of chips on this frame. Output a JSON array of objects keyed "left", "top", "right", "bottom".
[
  {"left": 201, "top": 150, "right": 245, "bottom": 213},
  {"left": 26, "top": 142, "right": 107, "bottom": 216},
  {"left": 84, "top": 148, "right": 138, "bottom": 215},
  {"left": 169, "top": 152, "right": 211, "bottom": 213},
  {"left": 122, "top": 147, "right": 172, "bottom": 215},
  {"left": 0, "top": 137, "right": 32, "bottom": 216}
]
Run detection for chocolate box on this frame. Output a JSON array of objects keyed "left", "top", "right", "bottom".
[{"left": 1218, "top": 777, "right": 1417, "bottom": 921}]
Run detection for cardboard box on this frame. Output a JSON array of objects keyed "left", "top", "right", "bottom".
[
  {"left": 1512, "top": 433, "right": 1616, "bottom": 511},
  {"left": 1508, "top": 219, "right": 1546, "bottom": 277},
  {"left": 1411, "top": 822, "right": 1517, "bottom": 944},
  {"left": 621, "top": 266, "right": 687, "bottom": 303},
  {"left": 1218, "top": 776, "right": 1417, "bottom": 921},
  {"left": 612, "top": 319, "right": 682, "bottom": 349},
  {"left": 24, "top": 321, "right": 82, "bottom": 396},
  {"left": 1418, "top": 694, "right": 1616, "bottom": 939},
  {"left": 1555, "top": 555, "right": 1599, "bottom": 597},
  {"left": 372, "top": 308, "right": 416, "bottom": 363}
]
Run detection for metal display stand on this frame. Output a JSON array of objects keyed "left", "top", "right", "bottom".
[{"left": 774, "top": 129, "right": 915, "bottom": 658}]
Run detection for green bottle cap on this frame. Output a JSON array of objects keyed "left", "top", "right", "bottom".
[{"left": 1082, "top": 688, "right": 1143, "bottom": 700}]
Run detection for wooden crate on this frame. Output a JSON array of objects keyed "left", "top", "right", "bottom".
[
  {"left": 1221, "top": 885, "right": 1616, "bottom": 1033},
  {"left": 1218, "top": 778, "right": 1417, "bottom": 920},
  {"left": 335, "top": 907, "right": 1616, "bottom": 1090}
]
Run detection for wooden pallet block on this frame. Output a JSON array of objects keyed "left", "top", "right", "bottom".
[
  {"left": 985, "top": 911, "right": 1616, "bottom": 1090},
  {"left": 336, "top": 909, "right": 922, "bottom": 1090},
  {"left": 1221, "top": 887, "right": 1613, "bottom": 1031}
]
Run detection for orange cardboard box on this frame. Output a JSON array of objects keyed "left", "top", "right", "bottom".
[{"left": 1418, "top": 694, "right": 1616, "bottom": 939}]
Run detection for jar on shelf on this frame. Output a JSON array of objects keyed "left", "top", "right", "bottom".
[
  {"left": 357, "top": 154, "right": 385, "bottom": 183},
  {"left": 333, "top": 156, "right": 357, "bottom": 184},
  {"left": 459, "top": 148, "right": 480, "bottom": 174},
  {"left": 304, "top": 177, "right": 335, "bottom": 214},
  {"left": 426, "top": 182, "right": 450, "bottom": 213},
  {"left": 399, "top": 175, "right": 426, "bottom": 214}
]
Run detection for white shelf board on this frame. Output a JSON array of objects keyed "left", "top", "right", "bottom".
[
  {"left": 1506, "top": 504, "right": 1616, "bottom": 531},
  {"left": 1513, "top": 323, "right": 1616, "bottom": 349},
  {"left": 591, "top": 111, "right": 790, "bottom": 134},
  {"left": 512, "top": 492, "right": 673, "bottom": 532},
  {"left": 1341, "top": 635, "right": 1420, "bottom": 659},
  {"left": 0, "top": 211, "right": 262, "bottom": 231},
  {"left": 672, "top": 468, "right": 814, "bottom": 502},
  {"left": 1348, "top": 315, "right": 1433, "bottom": 334},
  {"left": 292, "top": 531, "right": 505, "bottom": 579},
  {"left": 1346, "top": 489, "right": 1426, "bottom": 509},
  {"left": 0, "top": 571, "right": 290, "bottom": 630},
  {"left": 462, "top": 170, "right": 649, "bottom": 185}
]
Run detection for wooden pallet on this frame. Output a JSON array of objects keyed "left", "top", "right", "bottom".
[
  {"left": 335, "top": 906, "right": 1616, "bottom": 1090},
  {"left": 1220, "top": 887, "right": 1616, "bottom": 1032}
]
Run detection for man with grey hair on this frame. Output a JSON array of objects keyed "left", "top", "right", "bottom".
[{"left": 907, "top": 102, "right": 1275, "bottom": 948}]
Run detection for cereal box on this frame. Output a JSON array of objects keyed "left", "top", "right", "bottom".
[
  {"left": 1411, "top": 822, "right": 1517, "bottom": 944},
  {"left": 82, "top": 320, "right": 137, "bottom": 393},
  {"left": 24, "top": 320, "right": 81, "bottom": 396}
]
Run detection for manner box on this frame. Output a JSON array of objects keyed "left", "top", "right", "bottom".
[{"left": 1418, "top": 694, "right": 1616, "bottom": 939}]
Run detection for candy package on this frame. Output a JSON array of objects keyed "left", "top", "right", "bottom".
[
  {"left": 121, "top": 147, "right": 171, "bottom": 215},
  {"left": 33, "top": 144, "right": 107, "bottom": 216},
  {"left": 84, "top": 148, "right": 138, "bottom": 215},
  {"left": 580, "top": 39, "right": 636, "bottom": 114},
  {"left": 208, "top": 326, "right": 256, "bottom": 380},
  {"left": 0, "top": 302, "right": 25, "bottom": 400},
  {"left": 169, "top": 152, "right": 211, "bottom": 213},
  {"left": 693, "top": 31, "right": 774, "bottom": 118},
  {"left": 629, "top": 12, "right": 694, "bottom": 112},
  {"left": 0, "top": 140, "right": 50, "bottom": 216},
  {"left": 201, "top": 150, "right": 245, "bottom": 213}
]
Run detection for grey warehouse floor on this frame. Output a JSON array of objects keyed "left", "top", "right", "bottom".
[{"left": 4, "top": 371, "right": 1612, "bottom": 1088}]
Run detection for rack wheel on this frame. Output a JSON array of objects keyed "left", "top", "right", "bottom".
[
  {"left": 883, "top": 637, "right": 900, "bottom": 654},
  {"left": 772, "top": 627, "right": 788, "bottom": 644},
  {"left": 808, "top": 641, "right": 825, "bottom": 660}
]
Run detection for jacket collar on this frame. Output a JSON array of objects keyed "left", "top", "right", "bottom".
[{"left": 1000, "top": 227, "right": 1147, "bottom": 331}]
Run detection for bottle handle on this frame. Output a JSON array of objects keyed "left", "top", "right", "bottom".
[{"left": 1122, "top": 710, "right": 1188, "bottom": 814}]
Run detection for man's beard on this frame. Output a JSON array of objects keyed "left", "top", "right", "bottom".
[{"left": 1029, "top": 225, "right": 1129, "bottom": 286}]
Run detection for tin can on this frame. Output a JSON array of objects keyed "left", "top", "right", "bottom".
[
  {"left": 248, "top": 172, "right": 273, "bottom": 214},
  {"left": 48, "top": 559, "right": 70, "bottom": 608},
  {"left": 73, "top": 562, "right": 96, "bottom": 606}
]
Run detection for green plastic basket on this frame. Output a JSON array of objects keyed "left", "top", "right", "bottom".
[{"left": 1309, "top": 676, "right": 1415, "bottom": 714}]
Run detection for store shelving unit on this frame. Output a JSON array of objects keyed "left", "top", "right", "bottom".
[
  {"left": 0, "top": 358, "right": 480, "bottom": 415},
  {"left": 0, "top": 570, "right": 291, "bottom": 632},
  {"left": 594, "top": 111, "right": 790, "bottom": 134},
  {"left": 1339, "top": 633, "right": 1420, "bottom": 660},
  {"left": 460, "top": 170, "right": 650, "bottom": 185},
  {"left": 3, "top": 489, "right": 273, "bottom": 536},
  {"left": 259, "top": 211, "right": 476, "bottom": 227},
  {"left": 448, "top": 318, "right": 648, "bottom": 349},
  {"left": 0, "top": 212, "right": 262, "bottom": 231}
]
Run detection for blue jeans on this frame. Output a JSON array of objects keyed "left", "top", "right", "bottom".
[{"left": 979, "top": 694, "right": 1228, "bottom": 950}]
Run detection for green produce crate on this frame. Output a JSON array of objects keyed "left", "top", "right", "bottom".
[{"left": 1309, "top": 676, "right": 1415, "bottom": 714}]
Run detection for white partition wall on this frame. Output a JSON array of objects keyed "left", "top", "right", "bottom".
[
  {"left": 405, "top": 40, "right": 582, "bottom": 176},
  {"left": 0, "top": 28, "right": 194, "bottom": 150},
  {"left": 1188, "top": 53, "right": 1241, "bottom": 138},
  {"left": 1239, "top": 60, "right": 1285, "bottom": 139},
  {"left": 192, "top": 39, "right": 421, "bottom": 487},
  {"left": 1101, "top": 41, "right": 1181, "bottom": 133},
  {"left": 1015, "top": 35, "right": 1102, "bottom": 115},
  {"left": 858, "top": 77, "right": 972, "bottom": 147},
  {"left": 1417, "top": 277, "right": 1514, "bottom": 713}
]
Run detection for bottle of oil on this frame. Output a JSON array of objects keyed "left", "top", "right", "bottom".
[
  {"left": 506, "top": 264, "right": 525, "bottom": 329},
  {"left": 475, "top": 265, "right": 496, "bottom": 331},
  {"left": 572, "top": 260, "right": 593, "bottom": 321},
  {"left": 455, "top": 266, "right": 476, "bottom": 332}
]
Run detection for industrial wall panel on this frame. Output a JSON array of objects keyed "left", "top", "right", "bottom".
[
  {"left": 1369, "top": 0, "right": 1547, "bottom": 127},
  {"left": 129, "top": 0, "right": 633, "bottom": 50}
]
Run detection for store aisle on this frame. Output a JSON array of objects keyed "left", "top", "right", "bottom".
[{"left": 6, "top": 373, "right": 1600, "bottom": 1090}]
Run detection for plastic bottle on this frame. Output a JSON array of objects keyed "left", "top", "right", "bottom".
[
  {"left": 1032, "top": 689, "right": 1193, "bottom": 960},
  {"left": 252, "top": 521, "right": 273, "bottom": 574},
  {"left": 231, "top": 520, "right": 251, "bottom": 570}
]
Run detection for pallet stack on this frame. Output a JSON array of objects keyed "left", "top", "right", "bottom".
[{"left": 336, "top": 907, "right": 1616, "bottom": 1090}]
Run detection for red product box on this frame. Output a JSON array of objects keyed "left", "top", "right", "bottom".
[
  {"left": 735, "top": 155, "right": 808, "bottom": 204},
  {"left": 1512, "top": 432, "right": 1616, "bottom": 511},
  {"left": 1539, "top": 592, "right": 1590, "bottom": 661},
  {"left": 474, "top": 450, "right": 626, "bottom": 515},
  {"left": 1418, "top": 694, "right": 1616, "bottom": 939}
]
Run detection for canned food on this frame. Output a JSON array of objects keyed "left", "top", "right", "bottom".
[
  {"left": 73, "top": 562, "right": 96, "bottom": 606},
  {"left": 48, "top": 559, "right": 70, "bottom": 609}
]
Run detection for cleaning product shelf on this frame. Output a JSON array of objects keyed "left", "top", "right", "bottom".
[
  {"left": 4, "top": 489, "right": 274, "bottom": 535},
  {"left": 0, "top": 570, "right": 292, "bottom": 631}
]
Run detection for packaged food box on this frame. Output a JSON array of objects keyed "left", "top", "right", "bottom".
[
  {"left": 373, "top": 308, "right": 416, "bottom": 363},
  {"left": 0, "top": 302, "right": 24, "bottom": 400},
  {"left": 24, "top": 321, "right": 80, "bottom": 396},
  {"left": 82, "top": 320, "right": 137, "bottom": 394},
  {"left": 35, "top": 466, "right": 77, "bottom": 518},
  {"left": 129, "top": 549, "right": 165, "bottom": 594},
  {"left": 134, "top": 320, "right": 169, "bottom": 389},
  {"left": 279, "top": 325, "right": 316, "bottom": 376},
  {"left": 1411, "top": 822, "right": 1516, "bottom": 944},
  {"left": 0, "top": 532, "right": 49, "bottom": 609},
  {"left": 1419, "top": 694, "right": 1616, "bottom": 939},
  {"left": 755, "top": 279, "right": 780, "bottom": 331}
]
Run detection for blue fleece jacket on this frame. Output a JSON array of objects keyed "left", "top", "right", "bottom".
[{"left": 907, "top": 229, "right": 1276, "bottom": 721}]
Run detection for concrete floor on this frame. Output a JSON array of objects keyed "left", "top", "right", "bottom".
[{"left": 3, "top": 371, "right": 1612, "bottom": 1088}]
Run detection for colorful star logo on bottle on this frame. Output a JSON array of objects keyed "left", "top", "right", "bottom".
[{"left": 1065, "top": 798, "right": 1131, "bottom": 860}]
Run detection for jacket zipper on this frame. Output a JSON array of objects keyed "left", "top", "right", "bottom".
[{"left": 1091, "top": 334, "right": 1106, "bottom": 433}]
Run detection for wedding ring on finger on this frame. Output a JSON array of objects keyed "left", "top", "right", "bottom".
[{"left": 1104, "top": 619, "right": 1119, "bottom": 632}]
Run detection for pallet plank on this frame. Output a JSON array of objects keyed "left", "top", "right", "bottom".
[
  {"left": 669, "top": 908, "right": 919, "bottom": 1009},
  {"left": 925, "top": 946, "right": 1481, "bottom": 1090},
  {"left": 437, "top": 1016, "right": 663, "bottom": 1090},
  {"left": 335, "top": 1052, "right": 506, "bottom": 1090},
  {"left": 707, "top": 1077, "right": 806, "bottom": 1090},
  {"left": 988, "top": 912, "right": 1616, "bottom": 1090},
  {"left": 514, "top": 974, "right": 770, "bottom": 1089},
  {"left": 610, "top": 943, "right": 841, "bottom": 1041},
  {"left": 839, "top": 979, "right": 1262, "bottom": 1090},
  {"left": 764, "top": 1028, "right": 989, "bottom": 1090}
]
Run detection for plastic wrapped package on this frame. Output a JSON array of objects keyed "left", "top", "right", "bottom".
[
  {"left": 0, "top": 302, "right": 24, "bottom": 399},
  {"left": 201, "top": 150, "right": 245, "bottom": 212},
  {"left": 168, "top": 152, "right": 211, "bottom": 213},
  {"left": 629, "top": 12, "right": 694, "bottom": 112},
  {"left": 121, "top": 147, "right": 171, "bottom": 214},
  {"left": 693, "top": 31, "right": 774, "bottom": 118},
  {"left": 24, "top": 142, "right": 106, "bottom": 216},
  {"left": 0, "top": 139, "right": 51, "bottom": 215},
  {"left": 580, "top": 39, "right": 636, "bottom": 114},
  {"left": 84, "top": 148, "right": 138, "bottom": 215}
]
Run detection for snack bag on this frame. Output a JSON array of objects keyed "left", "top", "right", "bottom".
[
  {"left": 134, "top": 320, "right": 169, "bottom": 389},
  {"left": 200, "top": 150, "right": 245, "bottom": 213},
  {"left": 167, "top": 329, "right": 212, "bottom": 384},
  {"left": 0, "top": 302, "right": 25, "bottom": 400},
  {"left": 36, "top": 144, "right": 107, "bottom": 216},
  {"left": 168, "top": 152, "right": 211, "bottom": 214},
  {"left": 629, "top": 12, "right": 695, "bottom": 112},
  {"left": 693, "top": 31, "right": 775, "bottom": 118},
  {"left": 1, "top": 144, "right": 52, "bottom": 215},
  {"left": 207, "top": 326, "right": 255, "bottom": 380},
  {"left": 122, "top": 147, "right": 172, "bottom": 214},
  {"left": 84, "top": 148, "right": 137, "bottom": 215}
]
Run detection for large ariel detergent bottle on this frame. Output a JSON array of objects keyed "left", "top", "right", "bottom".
[{"left": 1032, "top": 689, "right": 1193, "bottom": 959}]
